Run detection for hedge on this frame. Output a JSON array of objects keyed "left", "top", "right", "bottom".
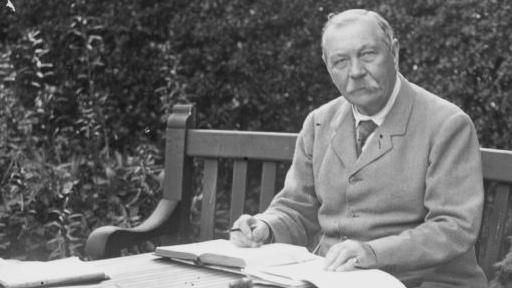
[{"left": 1, "top": 0, "right": 511, "bottom": 285}]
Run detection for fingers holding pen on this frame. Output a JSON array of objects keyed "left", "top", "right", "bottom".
[
  {"left": 238, "top": 215, "right": 258, "bottom": 235},
  {"left": 250, "top": 221, "right": 270, "bottom": 243},
  {"left": 230, "top": 214, "right": 269, "bottom": 247}
]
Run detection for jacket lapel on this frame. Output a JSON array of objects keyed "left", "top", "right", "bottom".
[
  {"left": 350, "top": 74, "right": 415, "bottom": 176},
  {"left": 330, "top": 100, "right": 358, "bottom": 167}
]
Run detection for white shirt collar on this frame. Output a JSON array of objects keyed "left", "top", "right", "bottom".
[{"left": 352, "top": 75, "right": 401, "bottom": 127}]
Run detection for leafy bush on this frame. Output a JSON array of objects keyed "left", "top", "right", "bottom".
[
  {"left": 0, "top": 1, "right": 174, "bottom": 260},
  {"left": 1, "top": 1, "right": 512, "bottom": 285}
]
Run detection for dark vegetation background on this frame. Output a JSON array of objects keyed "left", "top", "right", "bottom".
[{"left": 1, "top": 0, "right": 512, "bottom": 286}]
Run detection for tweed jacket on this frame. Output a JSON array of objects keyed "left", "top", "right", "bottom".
[{"left": 257, "top": 75, "right": 487, "bottom": 287}]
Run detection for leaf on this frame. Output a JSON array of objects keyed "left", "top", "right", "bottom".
[
  {"left": 36, "top": 62, "right": 53, "bottom": 69},
  {"left": 62, "top": 181, "right": 74, "bottom": 195},
  {"left": 6, "top": 0, "right": 15, "bottom": 12},
  {"left": 34, "top": 49, "right": 49, "bottom": 56},
  {"left": 92, "top": 59, "right": 105, "bottom": 67},
  {"left": 87, "top": 35, "right": 103, "bottom": 46}
]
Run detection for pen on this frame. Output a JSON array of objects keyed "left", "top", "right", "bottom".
[
  {"left": 228, "top": 227, "right": 243, "bottom": 233},
  {"left": 226, "top": 225, "right": 257, "bottom": 233}
]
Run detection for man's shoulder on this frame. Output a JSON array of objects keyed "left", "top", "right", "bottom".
[
  {"left": 308, "top": 96, "right": 348, "bottom": 122},
  {"left": 407, "top": 79, "right": 469, "bottom": 120}
]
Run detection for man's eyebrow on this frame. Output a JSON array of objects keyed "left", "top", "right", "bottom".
[
  {"left": 328, "top": 51, "right": 348, "bottom": 60},
  {"left": 327, "top": 42, "right": 380, "bottom": 60},
  {"left": 359, "top": 43, "right": 379, "bottom": 51},
  {"left": 330, "top": 53, "right": 347, "bottom": 58}
]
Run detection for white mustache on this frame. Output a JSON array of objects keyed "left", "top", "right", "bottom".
[{"left": 346, "top": 80, "right": 378, "bottom": 94}]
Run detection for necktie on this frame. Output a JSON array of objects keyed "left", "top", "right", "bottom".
[{"left": 356, "top": 120, "right": 377, "bottom": 157}]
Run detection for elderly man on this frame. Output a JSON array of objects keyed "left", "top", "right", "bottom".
[{"left": 230, "top": 9, "right": 487, "bottom": 287}]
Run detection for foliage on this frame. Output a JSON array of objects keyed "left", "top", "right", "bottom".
[
  {"left": 1, "top": 0, "right": 512, "bottom": 284},
  {"left": 0, "top": 0, "right": 172, "bottom": 260}
]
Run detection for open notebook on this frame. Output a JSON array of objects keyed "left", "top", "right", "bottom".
[
  {"left": 155, "top": 239, "right": 405, "bottom": 288},
  {"left": 155, "top": 239, "right": 317, "bottom": 269},
  {"left": 0, "top": 257, "right": 108, "bottom": 288}
]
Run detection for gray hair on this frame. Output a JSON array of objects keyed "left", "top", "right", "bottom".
[{"left": 321, "top": 9, "right": 395, "bottom": 59}]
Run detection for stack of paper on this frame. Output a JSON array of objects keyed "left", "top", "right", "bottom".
[
  {"left": 247, "top": 258, "right": 406, "bottom": 288},
  {"left": 0, "top": 257, "right": 108, "bottom": 288}
]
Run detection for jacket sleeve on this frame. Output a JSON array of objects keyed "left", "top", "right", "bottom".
[
  {"left": 367, "top": 112, "right": 484, "bottom": 270},
  {"left": 255, "top": 112, "right": 321, "bottom": 247}
]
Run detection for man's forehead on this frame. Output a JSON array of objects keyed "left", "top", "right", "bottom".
[
  {"left": 324, "top": 19, "right": 383, "bottom": 46},
  {"left": 325, "top": 14, "right": 381, "bottom": 36},
  {"left": 331, "top": 10, "right": 374, "bottom": 22},
  {"left": 323, "top": 16, "right": 390, "bottom": 52}
]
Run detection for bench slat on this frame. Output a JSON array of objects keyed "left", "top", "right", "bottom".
[
  {"left": 481, "top": 183, "right": 511, "bottom": 279},
  {"left": 481, "top": 148, "right": 512, "bottom": 182},
  {"left": 200, "top": 159, "right": 219, "bottom": 241},
  {"left": 230, "top": 160, "right": 248, "bottom": 225},
  {"left": 260, "top": 162, "right": 277, "bottom": 211},
  {"left": 187, "top": 130, "right": 296, "bottom": 161}
]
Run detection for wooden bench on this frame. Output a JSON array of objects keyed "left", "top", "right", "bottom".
[{"left": 85, "top": 104, "right": 512, "bottom": 281}]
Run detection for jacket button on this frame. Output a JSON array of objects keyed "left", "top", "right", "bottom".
[
  {"left": 349, "top": 176, "right": 360, "bottom": 184},
  {"left": 350, "top": 210, "right": 359, "bottom": 218}
]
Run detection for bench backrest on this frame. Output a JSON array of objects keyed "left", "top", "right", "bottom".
[{"left": 165, "top": 104, "right": 512, "bottom": 280}]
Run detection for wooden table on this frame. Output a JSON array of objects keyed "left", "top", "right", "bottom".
[
  {"left": 65, "top": 253, "right": 248, "bottom": 288},
  {"left": 62, "top": 253, "right": 414, "bottom": 288}
]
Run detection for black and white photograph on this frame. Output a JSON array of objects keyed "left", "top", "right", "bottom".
[{"left": 1, "top": 1, "right": 511, "bottom": 288}]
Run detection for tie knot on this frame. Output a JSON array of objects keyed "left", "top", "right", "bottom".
[
  {"left": 356, "top": 120, "right": 377, "bottom": 156},
  {"left": 357, "top": 120, "right": 377, "bottom": 140}
]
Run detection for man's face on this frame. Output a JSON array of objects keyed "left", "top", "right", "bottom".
[{"left": 323, "top": 18, "right": 398, "bottom": 115}]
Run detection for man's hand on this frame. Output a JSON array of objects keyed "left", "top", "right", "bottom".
[
  {"left": 324, "top": 239, "right": 377, "bottom": 271},
  {"left": 230, "top": 214, "right": 270, "bottom": 248}
]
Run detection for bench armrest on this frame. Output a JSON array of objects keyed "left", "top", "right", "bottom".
[{"left": 85, "top": 199, "right": 179, "bottom": 259}]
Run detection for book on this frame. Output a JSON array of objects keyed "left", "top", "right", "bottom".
[
  {"left": 155, "top": 239, "right": 406, "bottom": 288},
  {"left": 154, "top": 239, "right": 317, "bottom": 269},
  {"left": 0, "top": 256, "right": 108, "bottom": 288}
]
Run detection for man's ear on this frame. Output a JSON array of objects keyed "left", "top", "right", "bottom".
[
  {"left": 391, "top": 39, "right": 399, "bottom": 68},
  {"left": 321, "top": 53, "right": 331, "bottom": 73}
]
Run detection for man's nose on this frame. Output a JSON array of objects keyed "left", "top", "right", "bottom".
[{"left": 349, "top": 59, "right": 366, "bottom": 79}]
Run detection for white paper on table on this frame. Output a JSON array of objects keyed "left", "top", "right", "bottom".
[
  {"left": 0, "top": 257, "right": 108, "bottom": 288},
  {"left": 252, "top": 258, "right": 406, "bottom": 288}
]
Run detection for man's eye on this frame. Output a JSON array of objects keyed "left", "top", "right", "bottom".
[
  {"left": 333, "top": 58, "right": 348, "bottom": 68},
  {"left": 361, "top": 51, "right": 376, "bottom": 60}
]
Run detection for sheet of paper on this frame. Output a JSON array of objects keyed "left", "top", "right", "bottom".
[
  {"left": 0, "top": 257, "right": 107, "bottom": 288},
  {"left": 254, "top": 258, "right": 406, "bottom": 288},
  {"left": 245, "top": 268, "right": 312, "bottom": 288}
]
